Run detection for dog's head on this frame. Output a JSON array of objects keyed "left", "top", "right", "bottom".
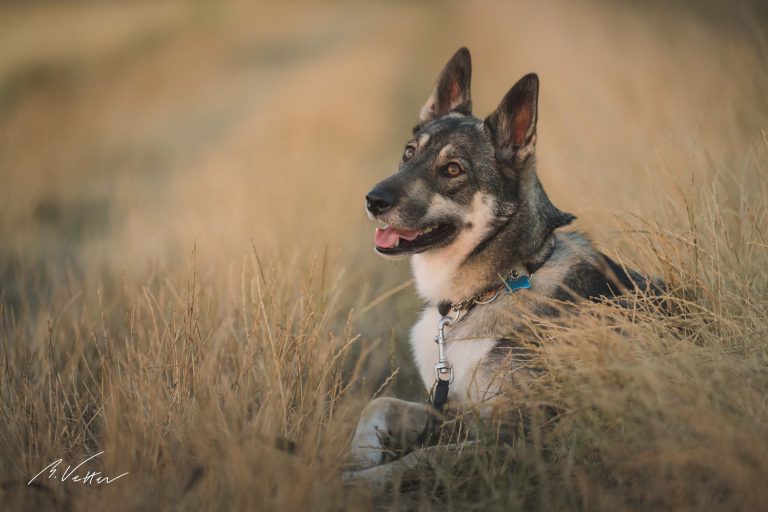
[{"left": 366, "top": 48, "right": 572, "bottom": 260}]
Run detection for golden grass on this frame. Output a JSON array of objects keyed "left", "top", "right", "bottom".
[{"left": 1, "top": 1, "right": 767, "bottom": 510}]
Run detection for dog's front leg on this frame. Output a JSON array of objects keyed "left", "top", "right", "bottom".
[{"left": 349, "top": 397, "right": 437, "bottom": 469}]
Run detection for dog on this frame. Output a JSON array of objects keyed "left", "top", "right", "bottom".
[{"left": 348, "top": 48, "right": 662, "bottom": 480}]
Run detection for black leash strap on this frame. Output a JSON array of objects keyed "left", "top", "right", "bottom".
[
  {"left": 432, "top": 378, "right": 450, "bottom": 414},
  {"left": 417, "top": 377, "right": 450, "bottom": 445}
]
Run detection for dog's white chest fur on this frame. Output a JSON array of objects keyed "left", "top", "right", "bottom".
[
  {"left": 410, "top": 308, "right": 499, "bottom": 403},
  {"left": 406, "top": 191, "right": 502, "bottom": 403}
]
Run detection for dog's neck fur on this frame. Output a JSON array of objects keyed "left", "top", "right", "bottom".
[{"left": 411, "top": 159, "right": 572, "bottom": 305}]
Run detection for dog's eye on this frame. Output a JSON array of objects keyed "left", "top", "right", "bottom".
[
  {"left": 442, "top": 163, "right": 464, "bottom": 178},
  {"left": 403, "top": 145, "right": 415, "bottom": 161}
]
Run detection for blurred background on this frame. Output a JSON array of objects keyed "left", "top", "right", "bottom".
[
  {"left": 2, "top": 2, "right": 768, "bottom": 510},
  {"left": 1, "top": 0, "right": 766, "bottom": 392}
]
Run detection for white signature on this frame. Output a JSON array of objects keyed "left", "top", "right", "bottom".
[{"left": 28, "top": 451, "right": 129, "bottom": 486}]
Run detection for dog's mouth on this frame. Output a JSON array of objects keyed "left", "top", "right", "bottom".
[{"left": 374, "top": 223, "right": 457, "bottom": 255}]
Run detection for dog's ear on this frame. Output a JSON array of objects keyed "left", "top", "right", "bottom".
[
  {"left": 485, "top": 73, "right": 539, "bottom": 168},
  {"left": 417, "top": 47, "right": 472, "bottom": 126}
]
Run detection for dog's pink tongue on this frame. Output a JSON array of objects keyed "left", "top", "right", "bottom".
[{"left": 374, "top": 226, "right": 421, "bottom": 248}]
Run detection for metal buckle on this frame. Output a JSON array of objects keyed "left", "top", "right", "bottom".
[{"left": 434, "top": 362, "right": 454, "bottom": 383}]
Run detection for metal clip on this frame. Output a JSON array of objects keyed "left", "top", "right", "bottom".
[{"left": 433, "top": 315, "right": 454, "bottom": 383}]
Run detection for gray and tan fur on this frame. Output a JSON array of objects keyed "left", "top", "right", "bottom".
[{"left": 349, "top": 48, "right": 662, "bottom": 481}]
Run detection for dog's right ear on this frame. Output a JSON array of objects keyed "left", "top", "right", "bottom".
[{"left": 416, "top": 48, "right": 472, "bottom": 129}]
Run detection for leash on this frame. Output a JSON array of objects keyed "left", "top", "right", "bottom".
[{"left": 431, "top": 314, "right": 454, "bottom": 413}]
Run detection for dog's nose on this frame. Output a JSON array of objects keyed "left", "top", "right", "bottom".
[{"left": 365, "top": 186, "right": 396, "bottom": 216}]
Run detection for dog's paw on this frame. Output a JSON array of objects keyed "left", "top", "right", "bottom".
[
  {"left": 348, "top": 397, "right": 407, "bottom": 469},
  {"left": 348, "top": 397, "right": 435, "bottom": 470}
]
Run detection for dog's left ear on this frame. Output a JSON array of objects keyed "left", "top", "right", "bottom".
[
  {"left": 417, "top": 47, "right": 472, "bottom": 127},
  {"left": 485, "top": 73, "right": 539, "bottom": 168}
]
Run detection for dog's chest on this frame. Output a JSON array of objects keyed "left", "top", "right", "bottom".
[{"left": 409, "top": 308, "right": 499, "bottom": 403}]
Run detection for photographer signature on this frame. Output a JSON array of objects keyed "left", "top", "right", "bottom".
[{"left": 28, "top": 451, "right": 129, "bottom": 486}]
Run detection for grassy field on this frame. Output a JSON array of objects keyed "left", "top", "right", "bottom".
[{"left": 1, "top": 1, "right": 767, "bottom": 510}]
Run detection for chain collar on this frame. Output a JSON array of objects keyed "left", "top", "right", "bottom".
[
  {"left": 437, "top": 268, "right": 527, "bottom": 319},
  {"left": 435, "top": 238, "right": 557, "bottom": 319}
]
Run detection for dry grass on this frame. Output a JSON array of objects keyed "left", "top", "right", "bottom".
[{"left": 1, "top": 1, "right": 767, "bottom": 510}]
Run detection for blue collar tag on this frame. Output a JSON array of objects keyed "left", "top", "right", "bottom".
[{"left": 504, "top": 275, "right": 531, "bottom": 292}]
